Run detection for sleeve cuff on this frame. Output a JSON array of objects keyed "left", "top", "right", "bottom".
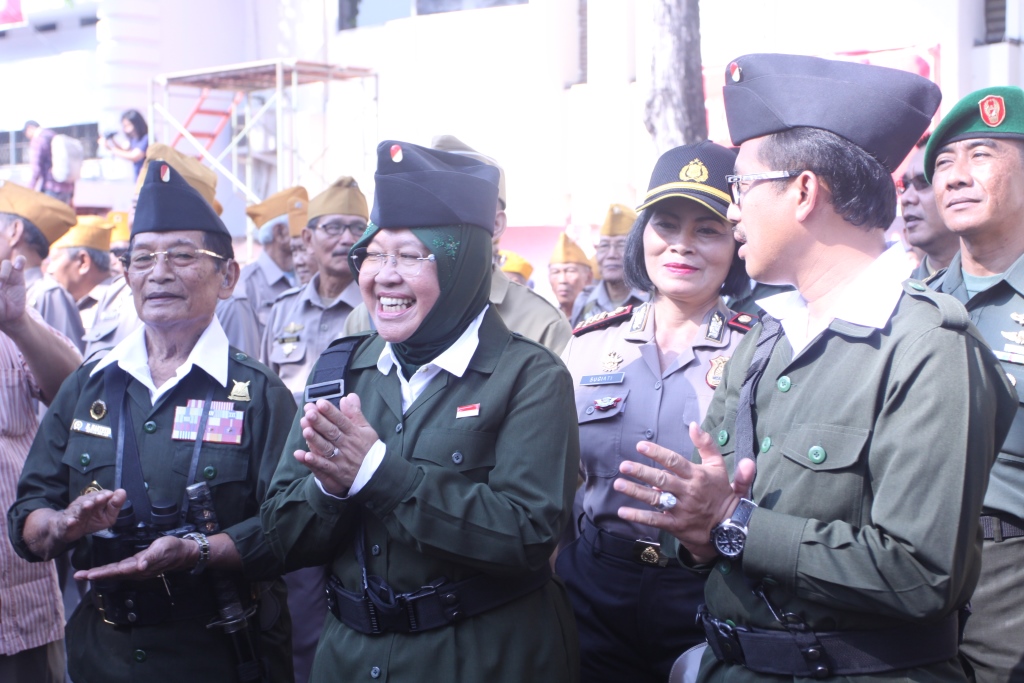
[
  {"left": 741, "top": 508, "right": 806, "bottom": 587},
  {"left": 303, "top": 474, "right": 347, "bottom": 518},
  {"left": 348, "top": 440, "right": 386, "bottom": 495}
]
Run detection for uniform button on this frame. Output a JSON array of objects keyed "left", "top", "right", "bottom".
[
  {"left": 644, "top": 428, "right": 654, "bottom": 439},
  {"left": 234, "top": 352, "right": 247, "bottom": 361},
  {"left": 777, "top": 376, "right": 792, "bottom": 392},
  {"left": 761, "top": 436, "right": 771, "bottom": 452},
  {"left": 442, "top": 593, "right": 458, "bottom": 605},
  {"left": 910, "top": 282, "right": 926, "bottom": 291},
  {"left": 451, "top": 451, "right": 464, "bottom": 465},
  {"left": 395, "top": 423, "right": 403, "bottom": 434},
  {"left": 143, "top": 420, "right": 157, "bottom": 433},
  {"left": 717, "top": 560, "right": 731, "bottom": 575},
  {"left": 125, "top": 599, "right": 134, "bottom": 609},
  {"left": 371, "top": 544, "right": 381, "bottom": 556},
  {"left": 127, "top": 612, "right": 137, "bottom": 623},
  {"left": 203, "top": 465, "right": 217, "bottom": 480},
  {"left": 807, "top": 446, "right": 827, "bottom": 464},
  {"left": 370, "top": 666, "right": 381, "bottom": 679},
  {"left": 585, "top": 406, "right": 595, "bottom": 415},
  {"left": 717, "top": 430, "right": 729, "bottom": 446},
  {"left": 133, "top": 649, "right": 147, "bottom": 662},
  {"left": 80, "top": 453, "right": 91, "bottom": 466},
  {"left": 654, "top": 380, "right": 662, "bottom": 390}
]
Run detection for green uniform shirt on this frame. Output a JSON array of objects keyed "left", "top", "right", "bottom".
[
  {"left": 261, "top": 308, "right": 580, "bottom": 682},
  {"left": 697, "top": 283, "right": 1015, "bottom": 683}
]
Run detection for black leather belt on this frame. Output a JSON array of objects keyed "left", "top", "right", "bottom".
[
  {"left": 92, "top": 582, "right": 219, "bottom": 627},
  {"left": 700, "top": 606, "right": 959, "bottom": 677},
  {"left": 981, "top": 515, "right": 1024, "bottom": 542},
  {"left": 326, "top": 566, "right": 551, "bottom": 635},
  {"left": 580, "top": 516, "right": 676, "bottom": 567}
]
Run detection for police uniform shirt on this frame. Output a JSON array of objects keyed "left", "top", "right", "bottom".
[
  {"left": 696, "top": 244, "right": 1014, "bottom": 681},
  {"left": 214, "top": 293, "right": 261, "bottom": 360},
  {"left": 933, "top": 249, "right": 1024, "bottom": 524},
  {"left": 239, "top": 251, "right": 296, "bottom": 336},
  {"left": 569, "top": 281, "right": 649, "bottom": 329},
  {"left": 25, "top": 266, "right": 85, "bottom": 352},
  {"left": 260, "top": 273, "right": 363, "bottom": 406},
  {"left": 561, "top": 300, "right": 745, "bottom": 539},
  {"left": 77, "top": 279, "right": 113, "bottom": 336}
]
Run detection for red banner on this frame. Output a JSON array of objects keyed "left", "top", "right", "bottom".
[{"left": 0, "top": 0, "right": 25, "bottom": 32}]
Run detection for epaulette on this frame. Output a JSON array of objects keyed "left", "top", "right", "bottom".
[
  {"left": 573, "top": 305, "right": 633, "bottom": 336},
  {"left": 902, "top": 279, "right": 969, "bottom": 331},
  {"left": 728, "top": 312, "right": 757, "bottom": 332}
]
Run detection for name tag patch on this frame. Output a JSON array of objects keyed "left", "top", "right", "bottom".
[
  {"left": 172, "top": 400, "right": 244, "bottom": 444},
  {"left": 71, "top": 419, "right": 112, "bottom": 439},
  {"left": 580, "top": 373, "right": 625, "bottom": 386}
]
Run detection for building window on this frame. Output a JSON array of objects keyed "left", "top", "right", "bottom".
[
  {"left": 416, "top": 0, "right": 527, "bottom": 15},
  {"left": 985, "top": 0, "right": 1007, "bottom": 44}
]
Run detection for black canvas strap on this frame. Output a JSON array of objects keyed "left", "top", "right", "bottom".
[
  {"left": 734, "top": 314, "right": 783, "bottom": 463},
  {"left": 104, "top": 365, "right": 152, "bottom": 522},
  {"left": 180, "top": 386, "right": 215, "bottom": 523}
]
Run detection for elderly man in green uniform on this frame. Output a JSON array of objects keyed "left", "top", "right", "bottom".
[
  {"left": 9, "top": 160, "right": 296, "bottom": 683},
  {"left": 613, "top": 54, "right": 1016, "bottom": 682},
  {"left": 261, "top": 176, "right": 367, "bottom": 407},
  {"left": 343, "top": 135, "right": 572, "bottom": 354},
  {"left": 925, "top": 86, "right": 1024, "bottom": 683},
  {"left": 242, "top": 186, "right": 307, "bottom": 336}
]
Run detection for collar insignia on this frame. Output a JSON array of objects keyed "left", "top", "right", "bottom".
[{"left": 228, "top": 380, "right": 251, "bottom": 402}]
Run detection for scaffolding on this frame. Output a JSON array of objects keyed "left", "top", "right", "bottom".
[{"left": 149, "top": 58, "right": 377, "bottom": 206}]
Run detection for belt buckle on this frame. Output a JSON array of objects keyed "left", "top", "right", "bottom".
[
  {"left": 632, "top": 540, "right": 668, "bottom": 567},
  {"left": 94, "top": 593, "right": 118, "bottom": 627},
  {"left": 711, "top": 618, "right": 746, "bottom": 665}
]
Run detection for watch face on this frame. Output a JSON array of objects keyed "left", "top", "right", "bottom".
[{"left": 714, "top": 525, "right": 746, "bottom": 558}]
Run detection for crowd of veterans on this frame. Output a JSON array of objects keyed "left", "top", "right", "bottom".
[{"left": 1, "top": 52, "right": 1024, "bottom": 683}]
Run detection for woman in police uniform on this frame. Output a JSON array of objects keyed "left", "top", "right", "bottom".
[
  {"left": 261, "top": 141, "right": 579, "bottom": 682},
  {"left": 556, "top": 141, "right": 749, "bottom": 683}
]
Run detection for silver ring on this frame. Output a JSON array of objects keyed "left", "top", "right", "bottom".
[
  {"left": 328, "top": 447, "right": 339, "bottom": 459},
  {"left": 655, "top": 491, "right": 677, "bottom": 512}
]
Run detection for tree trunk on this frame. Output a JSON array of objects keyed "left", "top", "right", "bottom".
[{"left": 644, "top": 0, "right": 707, "bottom": 153}]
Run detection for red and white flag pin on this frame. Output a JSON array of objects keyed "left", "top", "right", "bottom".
[
  {"left": 456, "top": 403, "right": 480, "bottom": 419},
  {"left": 160, "top": 163, "right": 171, "bottom": 182}
]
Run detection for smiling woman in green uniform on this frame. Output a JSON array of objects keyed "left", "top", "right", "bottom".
[
  {"left": 557, "top": 141, "right": 750, "bottom": 683},
  {"left": 261, "top": 140, "right": 580, "bottom": 683}
]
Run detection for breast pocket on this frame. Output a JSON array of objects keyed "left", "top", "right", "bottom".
[
  {"left": 776, "top": 422, "right": 870, "bottom": 519},
  {"left": 411, "top": 428, "right": 497, "bottom": 483},
  {"left": 577, "top": 389, "right": 630, "bottom": 477},
  {"left": 61, "top": 433, "right": 117, "bottom": 495}
]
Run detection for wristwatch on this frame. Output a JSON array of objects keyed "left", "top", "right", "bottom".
[
  {"left": 710, "top": 498, "right": 758, "bottom": 558},
  {"left": 182, "top": 532, "right": 210, "bottom": 575}
]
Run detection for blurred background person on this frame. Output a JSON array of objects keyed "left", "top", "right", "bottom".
[
  {"left": 23, "top": 121, "right": 75, "bottom": 204},
  {"left": 292, "top": 233, "right": 317, "bottom": 286},
  {"left": 557, "top": 142, "right": 750, "bottom": 683},
  {"left": 46, "top": 214, "right": 114, "bottom": 335},
  {"left": 548, "top": 232, "right": 595, "bottom": 320},
  {"left": 901, "top": 134, "right": 959, "bottom": 280},
  {"left": 107, "top": 211, "right": 131, "bottom": 279},
  {"left": 498, "top": 249, "right": 533, "bottom": 287},
  {"left": 98, "top": 109, "right": 150, "bottom": 181}
]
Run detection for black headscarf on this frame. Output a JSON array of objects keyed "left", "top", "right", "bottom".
[{"left": 350, "top": 222, "right": 492, "bottom": 376}]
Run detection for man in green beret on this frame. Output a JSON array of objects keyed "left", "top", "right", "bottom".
[{"left": 925, "top": 85, "right": 1024, "bottom": 683}]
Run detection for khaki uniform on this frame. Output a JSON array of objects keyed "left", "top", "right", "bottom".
[
  {"left": 344, "top": 269, "right": 572, "bottom": 355},
  {"left": 933, "top": 251, "right": 1024, "bottom": 681},
  {"left": 569, "top": 281, "right": 649, "bottom": 330},
  {"left": 260, "top": 274, "right": 362, "bottom": 406},
  {"left": 25, "top": 267, "right": 85, "bottom": 352},
  {"left": 239, "top": 252, "right": 296, "bottom": 337},
  {"left": 696, "top": 282, "right": 1015, "bottom": 683},
  {"left": 261, "top": 308, "right": 580, "bottom": 682}
]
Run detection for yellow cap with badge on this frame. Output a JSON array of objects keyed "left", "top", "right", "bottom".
[
  {"left": 246, "top": 186, "right": 309, "bottom": 237},
  {"left": 550, "top": 232, "right": 592, "bottom": 270},
  {"left": 135, "top": 144, "right": 221, "bottom": 214},
  {"left": 107, "top": 211, "right": 131, "bottom": 243},
  {"left": 0, "top": 180, "right": 76, "bottom": 244},
  {"left": 600, "top": 203, "right": 636, "bottom": 236},
  {"left": 52, "top": 214, "right": 114, "bottom": 251},
  {"left": 309, "top": 176, "right": 368, "bottom": 222},
  {"left": 499, "top": 250, "right": 533, "bottom": 281}
]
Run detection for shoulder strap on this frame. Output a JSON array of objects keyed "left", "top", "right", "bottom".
[
  {"left": 902, "top": 280, "right": 970, "bottom": 331},
  {"left": 104, "top": 365, "right": 152, "bottom": 523},
  {"left": 304, "top": 336, "right": 365, "bottom": 405}
]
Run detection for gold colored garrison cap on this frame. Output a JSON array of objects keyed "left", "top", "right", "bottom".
[
  {"left": 309, "top": 176, "right": 369, "bottom": 221},
  {"left": 107, "top": 211, "right": 131, "bottom": 243},
  {"left": 600, "top": 203, "right": 637, "bottom": 237},
  {"left": 499, "top": 250, "right": 533, "bottom": 280},
  {"left": 550, "top": 232, "right": 592, "bottom": 269},
  {"left": 136, "top": 143, "right": 219, "bottom": 209},
  {"left": 246, "top": 186, "right": 309, "bottom": 237},
  {"left": 431, "top": 135, "right": 507, "bottom": 209},
  {"left": 0, "top": 180, "right": 75, "bottom": 244},
  {"left": 52, "top": 215, "right": 113, "bottom": 251}
]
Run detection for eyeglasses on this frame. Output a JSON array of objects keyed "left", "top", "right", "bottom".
[
  {"left": 726, "top": 170, "right": 804, "bottom": 206},
  {"left": 122, "top": 248, "right": 227, "bottom": 274},
  {"left": 897, "top": 174, "right": 929, "bottom": 195},
  {"left": 314, "top": 220, "right": 368, "bottom": 238},
  {"left": 351, "top": 248, "right": 436, "bottom": 277},
  {"left": 595, "top": 239, "right": 627, "bottom": 254}
]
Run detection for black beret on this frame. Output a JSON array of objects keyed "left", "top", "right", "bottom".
[
  {"left": 370, "top": 140, "right": 500, "bottom": 234},
  {"left": 133, "top": 159, "right": 230, "bottom": 238},
  {"left": 723, "top": 53, "right": 941, "bottom": 172},
  {"left": 636, "top": 141, "right": 736, "bottom": 220}
]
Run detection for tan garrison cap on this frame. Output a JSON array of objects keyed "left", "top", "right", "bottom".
[
  {"left": 136, "top": 143, "right": 219, "bottom": 209},
  {"left": 108, "top": 211, "right": 130, "bottom": 243},
  {"left": 550, "top": 232, "right": 592, "bottom": 269},
  {"left": 52, "top": 215, "right": 113, "bottom": 251},
  {"left": 309, "top": 176, "right": 368, "bottom": 221},
  {"left": 0, "top": 180, "right": 75, "bottom": 244},
  {"left": 247, "top": 186, "right": 309, "bottom": 237},
  {"left": 431, "top": 135, "right": 507, "bottom": 209},
  {"left": 499, "top": 250, "right": 533, "bottom": 280},
  {"left": 600, "top": 203, "right": 637, "bottom": 237}
]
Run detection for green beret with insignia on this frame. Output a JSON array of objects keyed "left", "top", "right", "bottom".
[{"left": 924, "top": 86, "right": 1024, "bottom": 182}]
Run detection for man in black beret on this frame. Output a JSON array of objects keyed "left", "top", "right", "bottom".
[
  {"left": 11, "top": 161, "right": 296, "bottom": 683},
  {"left": 612, "top": 54, "right": 1015, "bottom": 682}
]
